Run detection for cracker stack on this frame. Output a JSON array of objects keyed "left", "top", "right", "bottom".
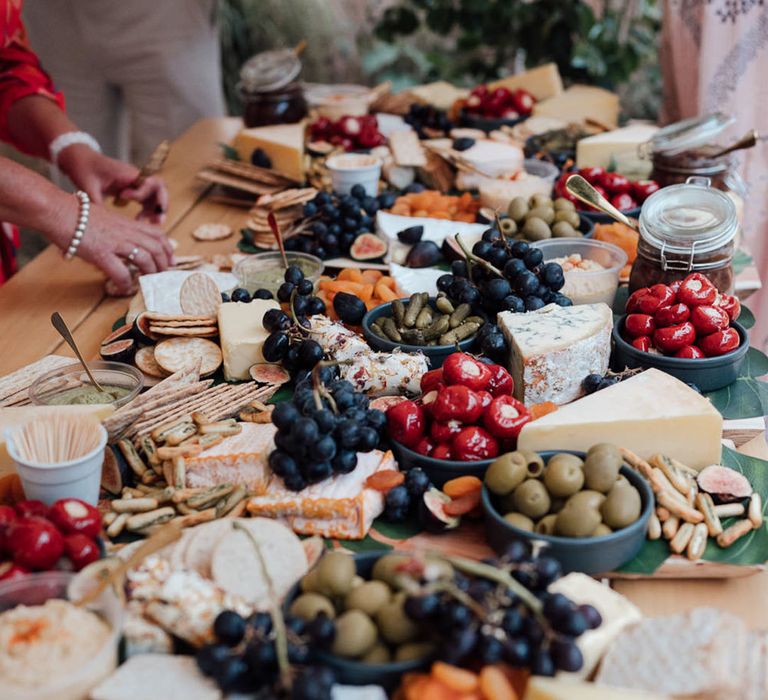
[
  {"left": 244, "top": 187, "right": 317, "bottom": 249},
  {"left": 0, "top": 355, "right": 74, "bottom": 407},
  {"left": 196, "top": 158, "right": 296, "bottom": 196}
]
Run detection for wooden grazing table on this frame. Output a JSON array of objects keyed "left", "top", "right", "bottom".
[{"left": 0, "top": 116, "right": 766, "bottom": 626}]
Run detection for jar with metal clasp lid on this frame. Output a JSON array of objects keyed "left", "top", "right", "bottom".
[
  {"left": 629, "top": 176, "right": 739, "bottom": 294},
  {"left": 238, "top": 48, "right": 308, "bottom": 127}
]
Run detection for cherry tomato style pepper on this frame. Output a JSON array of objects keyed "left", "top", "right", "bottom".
[
  {"left": 7, "top": 517, "right": 64, "bottom": 570},
  {"left": 0, "top": 505, "right": 17, "bottom": 554},
  {"left": 48, "top": 499, "right": 101, "bottom": 539},
  {"left": 578, "top": 167, "right": 605, "bottom": 185},
  {"left": 477, "top": 390, "right": 493, "bottom": 409},
  {"left": 600, "top": 172, "right": 631, "bottom": 194},
  {"left": 675, "top": 345, "right": 706, "bottom": 359},
  {"left": 690, "top": 304, "right": 730, "bottom": 336},
  {"left": 452, "top": 426, "right": 499, "bottom": 461},
  {"left": 715, "top": 293, "right": 741, "bottom": 322},
  {"left": 624, "top": 313, "right": 656, "bottom": 338},
  {"left": 386, "top": 400, "right": 425, "bottom": 448},
  {"left": 432, "top": 443, "right": 453, "bottom": 460},
  {"left": 653, "top": 322, "right": 696, "bottom": 353},
  {"left": 677, "top": 273, "right": 717, "bottom": 307},
  {"left": 430, "top": 420, "right": 462, "bottom": 444},
  {"left": 432, "top": 385, "right": 484, "bottom": 424},
  {"left": 631, "top": 336, "right": 651, "bottom": 352},
  {"left": 63, "top": 534, "right": 100, "bottom": 571},
  {"left": 486, "top": 364, "right": 514, "bottom": 396},
  {"left": 413, "top": 437, "right": 435, "bottom": 457},
  {"left": 699, "top": 328, "right": 740, "bottom": 357},
  {"left": 632, "top": 179, "right": 660, "bottom": 202},
  {"left": 626, "top": 284, "right": 675, "bottom": 314},
  {"left": 15, "top": 500, "right": 48, "bottom": 519},
  {"left": 483, "top": 395, "right": 531, "bottom": 441},
  {"left": 610, "top": 193, "right": 638, "bottom": 212},
  {"left": 0, "top": 562, "right": 30, "bottom": 581},
  {"left": 654, "top": 303, "right": 690, "bottom": 328},
  {"left": 668, "top": 279, "right": 682, "bottom": 298},
  {"left": 420, "top": 368, "right": 444, "bottom": 394},
  {"left": 442, "top": 353, "right": 492, "bottom": 391}
]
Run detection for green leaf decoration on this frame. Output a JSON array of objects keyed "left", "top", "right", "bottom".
[
  {"left": 614, "top": 538, "right": 670, "bottom": 575},
  {"left": 219, "top": 143, "right": 240, "bottom": 161},
  {"left": 334, "top": 534, "right": 392, "bottom": 553},
  {"left": 739, "top": 305, "right": 755, "bottom": 329},
  {"left": 733, "top": 248, "right": 753, "bottom": 276},
  {"left": 268, "top": 386, "right": 293, "bottom": 405},
  {"left": 705, "top": 347, "right": 768, "bottom": 418},
  {"left": 372, "top": 518, "right": 423, "bottom": 541}
]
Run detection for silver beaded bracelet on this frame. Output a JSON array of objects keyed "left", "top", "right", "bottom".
[{"left": 63, "top": 190, "right": 90, "bottom": 260}]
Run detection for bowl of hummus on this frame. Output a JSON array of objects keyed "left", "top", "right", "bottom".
[
  {"left": 0, "top": 571, "right": 123, "bottom": 700},
  {"left": 28, "top": 361, "right": 142, "bottom": 408},
  {"left": 533, "top": 238, "right": 627, "bottom": 307}
]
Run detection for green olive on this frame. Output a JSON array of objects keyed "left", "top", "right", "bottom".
[
  {"left": 522, "top": 217, "right": 552, "bottom": 241},
  {"left": 485, "top": 452, "right": 529, "bottom": 496},
  {"left": 555, "top": 502, "right": 602, "bottom": 537},
  {"left": 543, "top": 454, "right": 585, "bottom": 498},
  {"left": 592, "top": 523, "right": 613, "bottom": 537},
  {"left": 316, "top": 550, "right": 356, "bottom": 596},
  {"left": 289, "top": 593, "right": 336, "bottom": 621},
  {"left": 513, "top": 479, "right": 551, "bottom": 520},
  {"left": 503, "top": 512, "right": 534, "bottom": 531},
  {"left": 300, "top": 568, "right": 324, "bottom": 594},
  {"left": 584, "top": 445, "right": 623, "bottom": 493},
  {"left": 332, "top": 609, "right": 378, "bottom": 658},
  {"left": 520, "top": 451, "right": 546, "bottom": 478},
  {"left": 500, "top": 218, "right": 518, "bottom": 236},
  {"left": 376, "top": 600, "right": 419, "bottom": 645},
  {"left": 345, "top": 580, "right": 391, "bottom": 617},
  {"left": 553, "top": 197, "right": 576, "bottom": 211},
  {"left": 549, "top": 497, "right": 566, "bottom": 514},
  {"left": 361, "top": 643, "right": 391, "bottom": 664},
  {"left": 554, "top": 210, "right": 581, "bottom": 228},
  {"left": 567, "top": 490, "right": 606, "bottom": 511},
  {"left": 395, "top": 641, "right": 435, "bottom": 662},
  {"left": 527, "top": 207, "right": 555, "bottom": 225},
  {"left": 535, "top": 513, "right": 558, "bottom": 535},
  {"left": 600, "top": 483, "right": 642, "bottom": 529},
  {"left": 552, "top": 221, "right": 579, "bottom": 238},
  {"left": 372, "top": 554, "right": 412, "bottom": 588},
  {"left": 530, "top": 193, "right": 553, "bottom": 209},
  {"left": 508, "top": 196, "right": 529, "bottom": 221}
]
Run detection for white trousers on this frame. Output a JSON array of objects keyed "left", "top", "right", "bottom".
[{"left": 23, "top": 0, "right": 226, "bottom": 165}]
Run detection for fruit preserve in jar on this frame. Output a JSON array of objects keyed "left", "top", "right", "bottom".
[{"left": 629, "top": 177, "right": 738, "bottom": 294}]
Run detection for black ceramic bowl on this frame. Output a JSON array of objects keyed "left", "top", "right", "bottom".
[
  {"left": 576, "top": 212, "right": 596, "bottom": 239},
  {"left": 578, "top": 206, "right": 642, "bottom": 225},
  {"left": 362, "top": 298, "right": 478, "bottom": 369},
  {"left": 482, "top": 451, "right": 654, "bottom": 575},
  {"left": 283, "top": 551, "right": 432, "bottom": 689},
  {"left": 459, "top": 108, "right": 527, "bottom": 132},
  {"left": 391, "top": 438, "right": 493, "bottom": 487},
  {"left": 612, "top": 317, "right": 749, "bottom": 392}
]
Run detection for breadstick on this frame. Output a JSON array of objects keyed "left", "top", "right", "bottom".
[
  {"left": 713, "top": 503, "right": 745, "bottom": 518},
  {"left": 662, "top": 515, "right": 680, "bottom": 540},
  {"left": 111, "top": 497, "right": 159, "bottom": 513},
  {"left": 647, "top": 513, "right": 662, "bottom": 540},
  {"left": 126, "top": 507, "right": 176, "bottom": 532},
  {"left": 657, "top": 491, "right": 704, "bottom": 524},
  {"left": 695, "top": 492, "right": 723, "bottom": 537},
  {"left": 619, "top": 447, "right": 654, "bottom": 481},
  {"left": 748, "top": 493, "right": 763, "bottom": 528},
  {"left": 106, "top": 512, "right": 129, "bottom": 538},
  {"left": 670, "top": 522, "right": 695, "bottom": 554},
  {"left": 649, "top": 454, "right": 691, "bottom": 495},
  {"left": 686, "top": 523, "right": 708, "bottom": 560},
  {"left": 716, "top": 519, "right": 754, "bottom": 548}
]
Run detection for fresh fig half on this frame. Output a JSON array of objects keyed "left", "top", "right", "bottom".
[{"left": 697, "top": 464, "right": 752, "bottom": 503}]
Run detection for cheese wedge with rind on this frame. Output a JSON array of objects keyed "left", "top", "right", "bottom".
[
  {"left": 532, "top": 85, "right": 619, "bottom": 128},
  {"left": 518, "top": 368, "right": 723, "bottom": 470},
  {"left": 232, "top": 121, "right": 305, "bottom": 182},
  {"left": 218, "top": 300, "right": 280, "bottom": 382}
]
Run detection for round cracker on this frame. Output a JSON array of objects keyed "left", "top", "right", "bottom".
[
  {"left": 183, "top": 520, "right": 233, "bottom": 578},
  {"left": 211, "top": 518, "right": 307, "bottom": 605},
  {"left": 180, "top": 273, "right": 221, "bottom": 316},
  {"left": 169, "top": 529, "right": 195, "bottom": 571},
  {"left": 154, "top": 337, "right": 222, "bottom": 377},
  {"left": 193, "top": 223, "right": 233, "bottom": 241},
  {"left": 135, "top": 346, "right": 169, "bottom": 378}
]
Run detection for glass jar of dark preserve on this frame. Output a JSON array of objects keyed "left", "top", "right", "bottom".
[{"left": 629, "top": 176, "right": 739, "bottom": 294}]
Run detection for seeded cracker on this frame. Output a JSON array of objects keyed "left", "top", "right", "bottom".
[
  {"left": 179, "top": 273, "right": 221, "bottom": 316},
  {"left": 192, "top": 223, "right": 233, "bottom": 242},
  {"left": 154, "top": 337, "right": 222, "bottom": 377},
  {"left": 149, "top": 326, "right": 218, "bottom": 338}
]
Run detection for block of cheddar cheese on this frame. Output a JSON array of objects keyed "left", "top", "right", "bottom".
[
  {"left": 233, "top": 121, "right": 305, "bottom": 182},
  {"left": 218, "top": 300, "right": 280, "bottom": 382}
]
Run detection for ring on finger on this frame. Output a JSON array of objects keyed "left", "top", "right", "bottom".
[{"left": 127, "top": 246, "right": 141, "bottom": 262}]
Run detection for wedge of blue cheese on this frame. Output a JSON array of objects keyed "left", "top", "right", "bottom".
[{"left": 498, "top": 303, "right": 612, "bottom": 406}]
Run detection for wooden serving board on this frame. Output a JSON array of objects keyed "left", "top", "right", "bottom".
[{"left": 607, "top": 556, "right": 766, "bottom": 580}]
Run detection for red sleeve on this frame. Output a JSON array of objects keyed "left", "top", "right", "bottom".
[{"left": 0, "top": 14, "right": 64, "bottom": 148}]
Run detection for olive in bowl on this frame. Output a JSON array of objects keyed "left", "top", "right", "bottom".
[
  {"left": 283, "top": 551, "right": 436, "bottom": 689},
  {"left": 482, "top": 446, "right": 653, "bottom": 574}
]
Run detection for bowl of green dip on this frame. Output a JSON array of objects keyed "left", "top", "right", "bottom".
[
  {"left": 29, "top": 361, "right": 143, "bottom": 408},
  {"left": 234, "top": 251, "right": 323, "bottom": 294}
]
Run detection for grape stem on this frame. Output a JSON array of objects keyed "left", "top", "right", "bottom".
[
  {"left": 455, "top": 234, "right": 504, "bottom": 278},
  {"left": 310, "top": 359, "right": 353, "bottom": 414},
  {"left": 233, "top": 521, "right": 292, "bottom": 689},
  {"left": 289, "top": 288, "right": 309, "bottom": 335}
]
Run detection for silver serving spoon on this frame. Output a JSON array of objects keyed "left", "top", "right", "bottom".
[
  {"left": 51, "top": 311, "right": 106, "bottom": 393},
  {"left": 565, "top": 174, "right": 640, "bottom": 232}
]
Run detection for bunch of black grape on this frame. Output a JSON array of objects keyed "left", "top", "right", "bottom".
[
  {"left": 383, "top": 467, "right": 432, "bottom": 522},
  {"left": 404, "top": 103, "right": 453, "bottom": 138},
  {"left": 290, "top": 187, "right": 397, "bottom": 260},
  {"left": 196, "top": 609, "right": 335, "bottom": 699},
  {"left": 402, "top": 540, "right": 601, "bottom": 676},
  {"left": 269, "top": 375, "right": 387, "bottom": 491},
  {"left": 261, "top": 265, "right": 326, "bottom": 375}
]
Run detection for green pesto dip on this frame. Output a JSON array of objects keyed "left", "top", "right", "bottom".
[{"left": 45, "top": 385, "right": 131, "bottom": 405}]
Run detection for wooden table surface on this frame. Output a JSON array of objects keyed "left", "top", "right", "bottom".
[{"left": 1, "top": 116, "right": 767, "bottom": 626}]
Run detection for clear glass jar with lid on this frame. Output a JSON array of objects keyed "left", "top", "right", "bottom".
[{"left": 629, "top": 176, "right": 739, "bottom": 294}]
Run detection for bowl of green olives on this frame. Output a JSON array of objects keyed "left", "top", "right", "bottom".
[
  {"left": 362, "top": 295, "right": 479, "bottom": 368},
  {"left": 284, "top": 550, "right": 438, "bottom": 689},
  {"left": 500, "top": 193, "right": 595, "bottom": 242},
  {"left": 481, "top": 447, "right": 654, "bottom": 574}
]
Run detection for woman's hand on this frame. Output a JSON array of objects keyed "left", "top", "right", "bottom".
[{"left": 58, "top": 145, "right": 168, "bottom": 225}]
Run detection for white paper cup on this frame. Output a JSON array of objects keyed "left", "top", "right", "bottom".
[
  {"left": 325, "top": 153, "right": 382, "bottom": 197},
  {"left": 6, "top": 424, "right": 108, "bottom": 506}
]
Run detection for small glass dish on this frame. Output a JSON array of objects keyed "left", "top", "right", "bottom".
[
  {"left": 234, "top": 251, "right": 324, "bottom": 294},
  {"left": 532, "top": 238, "right": 627, "bottom": 307},
  {"left": 0, "top": 570, "right": 123, "bottom": 700},
  {"left": 28, "top": 361, "right": 142, "bottom": 408}
]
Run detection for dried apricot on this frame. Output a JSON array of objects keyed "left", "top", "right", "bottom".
[
  {"left": 478, "top": 665, "right": 518, "bottom": 700},
  {"left": 444, "top": 489, "right": 482, "bottom": 516},
  {"left": 443, "top": 476, "right": 482, "bottom": 499},
  {"left": 365, "top": 470, "right": 405, "bottom": 492},
  {"left": 432, "top": 662, "right": 479, "bottom": 693},
  {"left": 529, "top": 401, "right": 558, "bottom": 420}
]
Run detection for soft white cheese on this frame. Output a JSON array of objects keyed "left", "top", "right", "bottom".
[{"left": 218, "top": 300, "right": 279, "bottom": 381}]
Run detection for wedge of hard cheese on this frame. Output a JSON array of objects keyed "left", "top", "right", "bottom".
[
  {"left": 487, "top": 62, "right": 564, "bottom": 101},
  {"left": 185, "top": 422, "right": 275, "bottom": 493},
  {"left": 0, "top": 405, "right": 115, "bottom": 479},
  {"left": 218, "top": 300, "right": 280, "bottom": 381},
  {"left": 247, "top": 450, "right": 396, "bottom": 539},
  {"left": 524, "top": 677, "right": 670, "bottom": 700},
  {"left": 576, "top": 123, "right": 659, "bottom": 171},
  {"left": 532, "top": 85, "right": 619, "bottom": 129},
  {"left": 518, "top": 368, "right": 723, "bottom": 470},
  {"left": 233, "top": 121, "right": 305, "bottom": 182}
]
